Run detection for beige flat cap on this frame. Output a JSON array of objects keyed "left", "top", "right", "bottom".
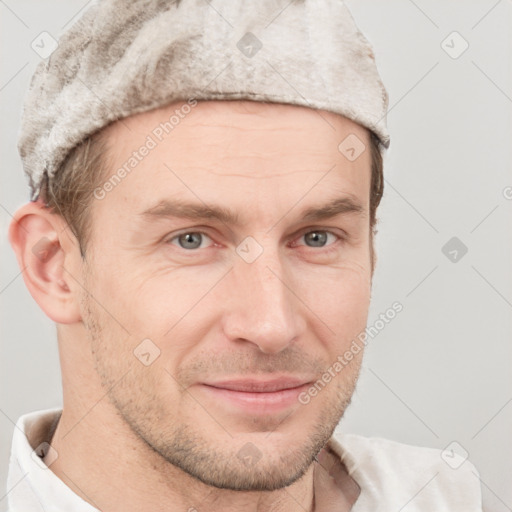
[{"left": 18, "top": 0, "right": 390, "bottom": 199}]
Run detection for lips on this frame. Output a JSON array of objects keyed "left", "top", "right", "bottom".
[
  {"left": 198, "top": 376, "right": 313, "bottom": 414},
  {"left": 202, "top": 377, "right": 311, "bottom": 393}
]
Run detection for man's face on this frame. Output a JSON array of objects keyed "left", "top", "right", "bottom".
[{"left": 79, "top": 100, "right": 372, "bottom": 491}]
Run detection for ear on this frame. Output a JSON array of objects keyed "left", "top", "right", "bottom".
[{"left": 8, "top": 200, "right": 83, "bottom": 324}]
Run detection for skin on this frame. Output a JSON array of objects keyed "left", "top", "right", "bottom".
[{"left": 9, "top": 100, "right": 373, "bottom": 512}]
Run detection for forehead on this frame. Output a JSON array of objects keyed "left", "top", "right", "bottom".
[{"left": 95, "top": 100, "right": 371, "bottom": 221}]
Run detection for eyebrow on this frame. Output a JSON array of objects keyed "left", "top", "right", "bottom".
[{"left": 139, "top": 195, "right": 365, "bottom": 226}]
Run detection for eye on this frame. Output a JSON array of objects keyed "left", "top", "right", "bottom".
[
  {"left": 296, "top": 230, "right": 340, "bottom": 248},
  {"left": 167, "top": 231, "right": 213, "bottom": 250}
]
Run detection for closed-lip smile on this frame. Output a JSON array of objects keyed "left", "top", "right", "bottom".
[
  {"left": 198, "top": 376, "right": 314, "bottom": 413},
  {"left": 203, "top": 377, "right": 311, "bottom": 393}
]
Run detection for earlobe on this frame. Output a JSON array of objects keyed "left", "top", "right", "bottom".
[{"left": 8, "top": 202, "right": 82, "bottom": 324}]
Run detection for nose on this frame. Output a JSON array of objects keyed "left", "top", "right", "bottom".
[{"left": 221, "top": 247, "right": 305, "bottom": 354}]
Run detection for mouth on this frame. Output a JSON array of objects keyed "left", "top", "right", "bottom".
[{"left": 198, "top": 377, "right": 313, "bottom": 414}]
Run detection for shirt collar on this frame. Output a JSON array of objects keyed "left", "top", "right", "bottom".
[{"left": 6, "top": 408, "right": 100, "bottom": 512}]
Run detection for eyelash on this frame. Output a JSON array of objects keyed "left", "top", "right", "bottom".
[{"left": 165, "top": 228, "right": 345, "bottom": 253}]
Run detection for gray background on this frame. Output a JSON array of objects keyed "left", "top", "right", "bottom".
[{"left": 1, "top": 1, "right": 511, "bottom": 510}]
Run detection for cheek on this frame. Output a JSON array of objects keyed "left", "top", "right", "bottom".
[
  {"left": 90, "top": 259, "right": 226, "bottom": 355},
  {"left": 295, "top": 262, "right": 371, "bottom": 337}
]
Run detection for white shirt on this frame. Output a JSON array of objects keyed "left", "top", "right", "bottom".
[{"left": 5, "top": 408, "right": 483, "bottom": 511}]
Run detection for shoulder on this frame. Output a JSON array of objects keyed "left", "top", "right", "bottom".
[{"left": 327, "top": 433, "right": 483, "bottom": 511}]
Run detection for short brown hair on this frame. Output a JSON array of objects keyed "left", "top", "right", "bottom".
[
  {"left": 39, "top": 129, "right": 110, "bottom": 257},
  {"left": 39, "top": 125, "right": 384, "bottom": 259}
]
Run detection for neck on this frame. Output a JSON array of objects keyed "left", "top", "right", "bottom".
[{"left": 46, "top": 402, "right": 316, "bottom": 512}]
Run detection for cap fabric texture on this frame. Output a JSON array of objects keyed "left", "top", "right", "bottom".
[{"left": 18, "top": 0, "right": 390, "bottom": 200}]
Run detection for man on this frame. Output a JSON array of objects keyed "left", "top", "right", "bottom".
[{"left": 6, "top": 0, "right": 482, "bottom": 510}]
